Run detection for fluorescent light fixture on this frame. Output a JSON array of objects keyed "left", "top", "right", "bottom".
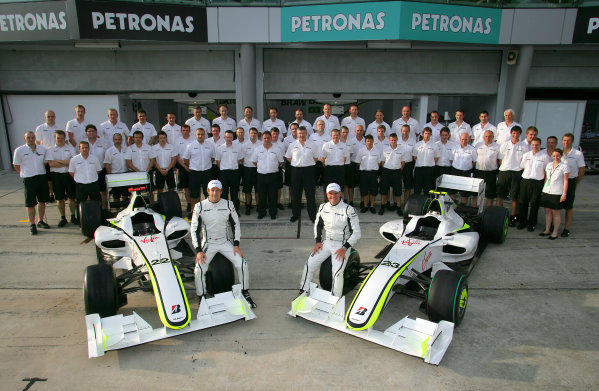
[{"left": 74, "top": 41, "right": 121, "bottom": 49}]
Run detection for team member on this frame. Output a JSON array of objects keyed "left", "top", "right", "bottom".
[
  {"left": 69, "top": 141, "right": 102, "bottom": 206},
  {"left": 539, "top": 149, "right": 569, "bottom": 240},
  {"left": 191, "top": 180, "right": 256, "bottom": 307},
  {"left": 66, "top": 104, "right": 89, "bottom": 147},
  {"left": 183, "top": 128, "right": 215, "bottom": 211},
  {"left": 174, "top": 124, "right": 194, "bottom": 214},
  {"left": 35, "top": 110, "right": 58, "bottom": 148},
  {"left": 472, "top": 110, "right": 497, "bottom": 145},
  {"left": 448, "top": 109, "right": 472, "bottom": 143},
  {"left": 321, "top": 128, "right": 348, "bottom": 194},
  {"left": 451, "top": 133, "right": 478, "bottom": 205},
  {"left": 341, "top": 104, "right": 366, "bottom": 134},
  {"left": 392, "top": 105, "right": 419, "bottom": 142},
  {"left": 309, "top": 120, "right": 330, "bottom": 186},
  {"left": 130, "top": 109, "right": 157, "bottom": 145},
  {"left": 544, "top": 136, "right": 558, "bottom": 159},
  {"left": 561, "top": 133, "right": 586, "bottom": 237},
  {"left": 286, "top": 127, "right": 318, "bottom": 222},
  {"left": 262, "top": 107, "right": 286, "bottom": 136},
  {"left": 379, "top": 133, "right": 407, "bottom": 215},
  {"left": 212, "top": 105, "right": 236, "bottom": 133},
  {"left": 216, "top": 130, "right": 243, "bottom": 210},
  {"left": 270, "top": 127, "right": 287, "bottom": 210},
  {"left": 237, "top": 106, "right": 261, "bottom": 139},
  {"left": 99, "top": 108, "right": 129, "bottom": 142},
  {"left": 423, "top": 111, "right": 444, "bottom": 142},
  {"left": 496, "top": 109, "right": 522, "bottom": 145},
  {"left": 366, "top": 109, "right": 391, "bottom": 138},
  {"left": 104, "top": 133, "right": 129, "bottom": 203},
  {"left": 313, "top": 103, "right": 340, "bottom": 136},
  {"left": 298, "top": 183, "right": 361, "bottom": 298},
  {"left": 474, "top": 130, "right": 501, "bottom": 207},
  {"left": 523, "top": 126, "right": 538, "bottom": 150},
  {"left": 207, "top": 124, "right": 225, "bottom": 180},
  {"left": 152, "top": 131, "right": 178, "bottom": 195},
  {"left": 85, "top": 125, "right": 108, "bottom": 208},
  {"left": 125, "top": 130, "right": 155, "bottom": 201},
  {"left": 253, "top": 131, "right": 283, "bottom": 219},
  {"left": 185, "top": 107, "right": 211, "bottom": 140},
  {"left": 346, "top": 124, "right": 365, "bottom": 206},
  {"left": 283, "top": 122, "right": 299, "bottom": 206},
  {"left": 412, "top": 127, "right": 440, "bottom": 196},
  {"left": 435, "top": 127, "right": 455, "bottom": 180},
  {"left": 398, "top": 125, "right": 416, "bottom": 203},
  {"left": 161, "top": 112, "right": 181, "bottom": 144},
  {"left": 357, "top": 135, "right": 384, "bottom": 214},
  {"left": 13, "top": 131, "right": 51, "bottom": 234},
  {"left": 241, "top": 128, "right": 261, "bottom": 215},
  {"left": 46, "top": 130, "right": 77, "bottom": 227},
  {"left": 373, "top": 125, "right": 390, "bottom": 150},
  {"left": 518, "top": 137, "right": 551, "bottom": 231},
  {"left": 293, "top": 108, "right": 313, "bottom": 135},
  {"left": 497, "top": 126, "right": 527, "bottom": 226}
]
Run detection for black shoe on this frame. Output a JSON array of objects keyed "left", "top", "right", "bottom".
[
  {"left": 49, "top": 194, "right": 55, "bottom": 203},
  {"left": 242, "top": 290, "right": 257, "bottom": 308},
  {"left": 277, "top": 203, "right": 284, "bottom": 211},
  {"left": 509, "top": 216, "right": 518, "bottom": 227},
  {"left": 70, "top": 215, "right": 79, "bottom": 225},
  {"left": 561, "top": 229, "right": 570, "bottom": 238},
  {"left": 245, "top": 208, "right": 251, "bottom": 216},
  {"left": 30, "top": 224, "right": 37, "bottom": 235},
  {"left": 290, "top": 215, "right": 298, "bottom": 223},
  {"left": 385, "top": 202, "right": 391, "bottom": 211},
  {"left": 270, "top": 214, "right": 276, "bottom": 220},
  {"left": 359, "top": 202, "right": 365, "bottom": 209},
  {"left": 517, "top": 223, "right": 526, "bottom": 230},
  {"left": 389, "top": 203, "right": 397, "bottom": 211},
  {"left": 186, "top": 204, "right": 191, "bottom": 212},
  {"left": 58, "top": 217, "right": 68, "bottom": 228},
  {"left": 257, "top": 213, "right": 266, "bottom": 219},
  {"left": 370, "top": 206, "right": 376, "bottom": 214},
  {"left": 287, "top": 202, "right": 293, "bottom": 209},
  {"left": 37, "top": 220, "right": 50, "bottom": 229},
  {"left": 549, "top": 235, "right": 558, "bottom": 240},
  {"left": 539, "top": 232, "right": 551, "bottom": 237},
  {"left": 360, "top": 206, "right": 368, "bottom": 213},
  {"left": 378, "top": 208, "right": 384, "bottom": 215},
  {"left": 527, "top": 225, "right": 535, "bottom": 232}
]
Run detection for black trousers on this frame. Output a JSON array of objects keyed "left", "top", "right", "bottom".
[
  {"left": 257, "top": 172, "right": 278, "bottom": 217},
  {"left": 413, "top": 166, "right": 435, "bottom": 195},
  {"left": 292, "top": 165, "right": 316, "bottom": 221},
  {"left": 220, "top": 169, "right": 240, "bottom": 210},
  {"left": 518, "top": 178, "right": 544, "bottom": 225},
  {"left": 323, "top": 165, "right": 345, "bottom": 189}
]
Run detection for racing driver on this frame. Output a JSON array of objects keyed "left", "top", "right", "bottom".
[
  {"left": 299, "top": 183, "right": 361, "bottom": 297},
  {"left": 191, "top": 180, "right": 257, "bottom": 308}
]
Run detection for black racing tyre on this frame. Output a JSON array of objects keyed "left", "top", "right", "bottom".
[
  {"left": 427, "top": 270, "right": 468, "bottom": 327},
  {"left": 319, "top": 249, "right": 361, "bottom": 295},
  {"left": 95, "top": 244, "right": 108, "bottom": 264},
  {"left": 158, "top": 191, "right": 182, "bottom": 220},
  {"left": 80, "top": 200, "right": 102, "bottom": 238},
  {"left": 83, "top": 264, "right": 118, "bottom": 317},
  {"left": 481, "top": 206, "right": 509, "bottom": 244},
  {"left": 205, "top": 252, "right": 235, "bottom": 295},
  {"left": 403, "top": 194, "right": 431, "bottom": 220}
]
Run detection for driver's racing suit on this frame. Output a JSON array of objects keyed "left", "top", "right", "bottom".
[
  {"left": 299, "top": 200, "right": 361, "bottom": 297},
  {"left": 191, "top": 198, "right": 249, "bottom": 296}
]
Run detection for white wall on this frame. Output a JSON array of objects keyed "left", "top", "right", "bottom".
[{"left": 521, "top": 100, "right": 585, "bottom": 147}]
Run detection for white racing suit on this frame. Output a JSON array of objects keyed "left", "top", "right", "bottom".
[
  {"left": 299, "top": 200, "right": 361, "bottom": 297},
  {"left": 191, "top": 198, "right": 249, "bottom": 296}
]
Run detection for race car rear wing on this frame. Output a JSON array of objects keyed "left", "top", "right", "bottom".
[
  {"left": 86, "top": 284, "right": 255, "bottom": 358},
  {"left": 289, "top": 283, "right": 454, "bottom": 365},
  {"left": 435, "top": 175, "right": 485, "bottom": 214}
]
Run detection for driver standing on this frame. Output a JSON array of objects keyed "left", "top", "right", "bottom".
[
  {"left": 299, "top": 183, "right": 361, "bottom": 297},
  {"left": 191, "top": 180, "right": 256, "bottom": 308}
]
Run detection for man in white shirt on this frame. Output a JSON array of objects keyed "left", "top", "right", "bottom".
[
  {"left": 366, "top": 109, "right": 391, "bottom": 138},
  {"left": 423, "top": 111, "right": 444, "bottom": 142},
  {"left": 262, "top": 107, "right": 287, "bottom": 136},
  {"left": 561, "top": 132, "right": 586, "bottom": 237},
  {"left": 270, "top": 127, "right": 287, "bottom": 210},
  {"left": 125, "top": 130, "right": 155, "bottom": 201},
  {"left": 13, "top": 131, "right": 51, "bottom": 234},
  {"left": 544, "top": 136, "right": 558, "bottom": 159},
  {"left": 183, "top": 128, "right": 215, "bottom": 211},
  {"left": 310, "top": 120, "right": 330, "bottom": 186},
  {"left": 284, "top": 122, "right": 300, "bottom": 206},
  {"left": 474, "top": 130, "right": 501, "bottom": 207},
  {"left": 35, "top": 110, "right": 58, "bottom": 148},
  {"left": 66, "top": 104, "right": 89, "bottom": 148},
  {"left": 85, "top": 124, "right": 109, "bottom": 208},
  {"left": 523, "top": 126, "right": 538, "bottom": 151},
  {"left": 451, "top": 133, "right": 478, "bottom": 205},
  {"left": 356, "top": 135, "right": 384, "bottom": 213},
  {"left": 379, "top": 133, "right": 407, "bottom": 216},
  {"left": 448, "top": 109, "right": 472, "bottom": 143},
  {"left": 253, "top": 131, "right": 283, "bottom": 220},
  {"left": 216, "top": 130, "right": 243, "bottom": 210},
  {"left": 321, "top": 128, "right": 348, "bottom": 197},
  {"left": 345, "top": 124, "right": 366, "bottom": 206},
  {"left": 496, "top": 109, "right": 522, "bottom": 145},
  {"left": 313, "top": 103, "right": 340, "bottom": 137},
  {"left": 152, "top": 131, "right": 178, "bottom": 195},
  {"left": 69, "top": 141, "right": 102, "bottom": 205},
  {"left": 207, "top": 124, "right": 225, "bottom": 180},
  {"left": 185, "top": 106, "right": 211, "bottom": 140},
  {"left": 392, "top": 106, "right": 419, "bottom": 142},
  {"left": 413, "top": 127, "right": 440, "bottom": 196},
  {"left": 241, "top": 128, "right": 262, "bottom": 215},
  {"left": 130, "top": 109, "right": 157, "bottom": 146},
  {"left": 373, "top": 125, "right": 390, "bottom": 150},
  {"left": 286, "top": 127, "right": 319, "bottom": 222},
  {"left": 237, "top": 106, "right": 261, "bottom": 139},
  {"left": 472, "top": 110, "right": 497, "bottom": 146},
  {"left": 341, "top": 104, "right": 366, "bottom": 135},
  {"left": 99, "top": 108, "right": 129, "bottom": 143},
  {"left": 293, "top": 109, "right": 313, "bottom": 135},
  {"left": 174, "top": 124, "right": 194, "bottom": 215},
  {"left": 518, "top": 137, "right": 551, "bottom": 231},
  {"left": 161, "top": 112, "right": 181, "bottom": 145},
  {"left": 104, "top": 133, "right": 129, "bottom": 203},
  {"left": 46, "top": 130, "right": 77, "bottom": 227},
  {"left": 435, "top": 127, "right": 455, "bottom": 180},
  {"left": 398, "top": 125, "right": 416, "bottom": 203},
  {"left": 212, "top": 105, "right": 236, "bottom": 133},
  {"left": 497, "top": 126, "right": 528, "bottom": 225}
]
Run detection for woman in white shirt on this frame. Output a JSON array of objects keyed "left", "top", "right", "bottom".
[{"left": 539, "top": 149, "right": 569, "bottom": 240}]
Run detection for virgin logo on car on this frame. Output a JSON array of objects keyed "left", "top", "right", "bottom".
[
  {"left": 401, "top": 239, "right": 421, "bottom": 246},
  {"left": 140, "top": 235, "right": 160, "bottom": 243}
]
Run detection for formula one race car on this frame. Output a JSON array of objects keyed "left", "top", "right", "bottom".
[
  {"left": 84, "top": 182, "right": 255, "bottom": 358},
  {"left": 290, "top": 175, "right": 508, "bottom": 364}
]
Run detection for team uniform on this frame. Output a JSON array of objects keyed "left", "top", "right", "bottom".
[
  {"left": 472, "top": 122, "right": 497, "bottom": 146},
  {"left": 398, "top": 138, "right": 416, "bottom": 192},
  {"left": 212, "top": 116, "right": 236, "bottom": 133},
  {"left": 262, "top": 118, "right": 287, "bottom": 136},
  {"left": 413, "top": 140, "right": 440, "bottom": 195},
  {"left": 519, "top": 150, "right": 552, "bottom": 228},
  {"left": 65, "top": 118, "right": 89, "bottom": 146},
  {"left": 88, "top": 139, "right": 108, "bottom": 192},
  {"left": 183, "top": 140, "right": 215, "bottom": 198},
  {"left": 366, "top": 121, "right": 391, "bottom": 138},
  {"left": 252, "top": 144, "right": 283, "bottom": 218},
  {"left": 357, "top": 145, "right": 383, "bottom": 197},
  {"left": 474, "top": 141, "right": 501, "bottom": 199},
  {"left": 341, "top": 116, "right": 366, "bottom": 135},
  {"left": 216, "top": 143, "right": 243, "bottom": 209},
  {"left": 540, "top": 162, "right": 570, "bottom": 210},
  {"left": 173, "top": 135, "right": 194, "bottom": 190},
  {"left": 45, "top": 144, "right": 77, "bottom": 202},
  {"left": 380, "top": 144, "right": 408, "bottom": 197},
  {"left": 309, "top": 132, "right": 330, "bottom": 186},
  {"left": 13, "top": 144, "right": 50, "bottom": 207},
  {"left": 104, "top": 145, "right": 129, "bottom": 199},
  {"left": 392, "top": 117, "right": 419, "bottom": 143},
  {"left": 99, "top": 120, "right": 129, "bottom": 142},
  {"left": 130, "top": 122, "right": 157, "bottom": 145},
  {"left": 346, "top": 137, "right": 365, "bottom": 190},
  {"left": 241, "top": 139, "right": 262, "bottom": 197},
  {"left": 448, "top": 121, "right": 473, "bottom": 143},
  {"left": 497, "top": 140, "right": 528, "bottom": 200},
  {"left": 185, "top": 116, "right": 211, "bottom": 134},
  {"left": 286, "top": 140, "right": 319, "bottom": 221},
  {"left": 313, "top": 115, "right": 340, "bottom": 137},
  {"left": 35, "top": 123, "right": 58, "bottom": 148},
  {"left": 423, "top": 122, "right": 444, "bottom": 143},
  {"left": 293, "top": 119, "right": 313, "bottom": 135},
  {"left": 152, "top": 143, "right": 178, "bottom": 191},
  {"left": 161, "top": 123, "right": 182, "bottom": 145},
  {"left": 283, "top": 134, "right": 298, "bottom": 187},
  {"left": 125, "top": 143, "right": 153, "bottom": 192},
  {"left": 435, "top": 140, "right": 456, "bottom": 179},
  {"left": 561, "top": 149, "right": 586, "bottom": 210},
  {"left": 69, "top": 154, "right": 102, "bottom": 203},
  {"left": 237, "top": 117, "right": 261, "bottom": 139},
  {"left": 321, "top": 140, "right": 349, "bottom": 189},
  {"left": 496, "top": 121, "right": 522, "bottom": 145},
  {"left": 452, "top": 144, "right": 477, "bottom": 196}
]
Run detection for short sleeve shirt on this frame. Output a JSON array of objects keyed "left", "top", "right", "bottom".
[
  {"left": 130, "top": 122, "right": 157, "bottom": 145},
  {"left": 161, "top": 123, "right": 182, "bottom": 144},
  {"left": 253, "top": 145, "right": 283, "bottom": 174},
  {"left": 99, "top": 120, "right": 129, "bottom": 142},
  {"left": 35, "top": 123, "right": 58, "bottom": 148},
  {"left": 65, "top": 118, "right": 89, "bottom": 145},
  {"left": 452, "top": 145, "right": 477, "bottom": 171},
  {"left": 151, "top": 143, "right": 177, "bottom": 169},
  {"left": 358, "top": 145, "right": 383, "bottom": 171},
  {"left": 285, "top": 140, "right": 318, "bottom": 167},
  {"left": 125, "top": 144, "right": 153, "bottom": 172},
  {"left": 183, "top": 140, "right": 215, "bottom": 171},
  {"left": 216, "top": 143, "right": 242, "bottom": 170},
  {"left": 103, "top": 146, "right": 128, "bottom": 174},
  {"left": 413, "top": 140, "right": 440, "bottom": 167},
  {"left": 45, "top": 144, "right": 77, "bottom": 173},
  {"left": 69, "top": 154, "right": 101, "bottom": 184},
  {"left": 543, "top": 162, "right": 570, "bottom": 195},
  {"left": 13, "top": 144, "right": 47, "bottom": 178},
  {"left": 475, "top": 142, "right": 500, "bottom": 171},
  {"left": 561, "top": 149, "right": 585, "bottom": 179}
]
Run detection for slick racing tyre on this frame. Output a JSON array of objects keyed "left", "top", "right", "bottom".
[
  {"left": 84, "top": 264, "right": 118, "bottom": 318},
  {"left": 205, "top": 252, "right": 235, "bottom": 295},
  {"left": 80, "top": 200, "right": 102, "bottom": 238},
  {"left": 403, "top": 194, "right": 431, "bottom": 220},
  {"left": 319, "top": 249, "right": 361, "bottom": 295},
  {"left": 427, "top": 270, "right": 468, "bottom": 327},
  {"left": 481, "top": 206, "right": 509, "bottom": 244},
  {"left": 95, "top": 244, "right": 108, "bottom": 264},
  {"left": 158, "top": 191, "right": 183, "bottom": 220}
]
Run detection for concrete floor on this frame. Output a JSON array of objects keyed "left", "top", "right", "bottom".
[{"left": 0, "top": 169, "right": 598, "bottom": 391}]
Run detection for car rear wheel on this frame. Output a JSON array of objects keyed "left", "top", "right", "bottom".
[
  {"left": 403, "top": 194, "right": 431, "bottom": 220},
  {"left": 481, "top": 206, "right": 509, "bottom": 244},
  {"left": 319, "top": 249, "right": 361, "bottom": 295},
  {"left": 79, "top": 200, "right": 102, "bottom": 238},
  {"left": 205, "top": 253, "right": 235, "bottom": 295},
  {"left": 84, "top": 264, "right": 118, "bottom": 317},
  {"left": 427, "top": 270, "right": 468, "bottom": 327}
]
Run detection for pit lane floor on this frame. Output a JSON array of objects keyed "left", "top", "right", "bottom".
[{"left": 0, "top": 169, "right": 597, "bottom": 390}]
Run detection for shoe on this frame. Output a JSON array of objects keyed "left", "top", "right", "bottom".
[
  {"left": 369, "top": 207, "right": 376, "bottom": 214},
  {"left": 360, "top": 206, "right": 368, "bottom": 213},
  {"left": 287, "top": 202, "right": 292, "bottom": 209},
  {"left": 509, "top": 216, "right": 518, "bottom": 227},
  {"left": 257, "top": 213, "right": 266, "bottom": 219},
  {"left": 242, "top": 290, "right": 257, "bottom": 308},
  {"left": 57, "top": 217, "right": 68, "bottom": 228},
  {"left": 37, "top": 220, "right": 50, "bottom": 229},
  {"left": 359, "top": 202, "right": 364, "bottom": 209},
  {"left": 561, "top": 229, "right": 570, "bottom": 238},
  {"left": 186, "top": 204, "right": 191, "bottom": 212},
  {"left": 527, "top": 225, "right": 535, "bottom": 232},
  {"left": 70, "top": 215, "right": 79, "bottom": 225},
  {"left": 290, "top": 216, "right": 299, "bottom": 223},
  {"left": 30, "top": 224, "right": 37, "bottom": 235},
  {"left": 517, "top": 223, "right": 526, "bottom": 230},
  {"left": 385, "top": 202, "right": 391, "bottom": 211},
  {"left": 378, "top": 208, "right": 384, "bottom": 215},
  {"left": 49, "top": 194, "right": 55, "bottom": 203},
  {"left": 277, "top": 203, "right": 284, "bottom": 211},
  {"left": 548, "top": 235, "right": 558, "bottom": 240},
  {"left": 389, "top": 203, "right": 397, "bottom": 211},
  {"left": 270, "top": 214, "right": 276, "bottom": 220},
  {"left": 539, "top": 232, "right": 551, "bottom": 237},
  {"left": 245, "top": 208, "right": 251, "bottom": 216}
]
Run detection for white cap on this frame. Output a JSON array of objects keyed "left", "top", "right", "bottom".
[
  {"left": 207, "top": 180, "right": 222, "bottom": 190},
  {"left": 326, "top": 183, "right": 341, "bottom": 193}
]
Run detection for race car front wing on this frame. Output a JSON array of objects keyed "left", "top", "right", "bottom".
[
  {"left": 86, "top": 284, "right": 256, "bottom": 358},
  {"left": 289, "top": 283, "right": 454, "bottom": 365}
]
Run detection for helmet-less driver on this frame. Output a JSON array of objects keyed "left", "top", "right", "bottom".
[{"left": 191, "top": 180, "right": 256, "bottom": 307}]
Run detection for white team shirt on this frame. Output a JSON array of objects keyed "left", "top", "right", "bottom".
[
  {"left": 347, "top": 137, "right": 366, "bottom": 163},
  {"left": 35, "top": 123, "right": 58, "bottom": 148},
  {"left": 65, "top": 118, "right": 89, "bottom": 146},
  {"left": 521, "top": 150, "right": 552, "bottom": 180},
  {"left": 262, "top": 118, "right": 287, "bottom": 135},
  {"left": 496, "top": 121, "right": 522, "bottom": 145},
  {"left": 392, "top": 117, "right": 419, "bottom": 143},
  {"left": 448, "top": 121, "right": 473, "bottom": 143},
  {"left": 423, "top": 122, "right": 445, "bottom": 143},
  {"left": 321, "top": 140, "right": 349, "bottom": 166},
  {"left": 125, "top": 143, "right": 153, "bottom": 172},
  {"left": 413, "top": 140, "right": 440, "bottom": 167},
  {"left": 99, "top": 120, "right": 129, "bottom": 142},
  {"left": 237, "top": 117, "right": 261, "bottom": 139},
  {"left": 212, "top": 117, "right": 236, "bottom": 133},
  {"left": 313, "top": 115, "right": 340, "bottom": 137},
  {"left": 161, "top": 123, "right": 182, "bottom": 144},
  {"left": 103, "top": 145, "right": 128, "bottom": 174},
  {"left": 185, "top": 116, "right": 211, "bottom": 133},
  {"left": 357, "top": 145, "right": 383, "bottom": 171},
  {"left": 366, "top": 121, "right": 391, "bottom": 138},
  {"left": 242, "top": 140, "right": 262, "bottom": 168},
  {"left": 498, "top": 140, "right": 528, "bottom": 171},
  {"left": 398, "top": 138, "right": 416, "bottom": 164},
  {"left": 283, "top": 134, "right": 298, "bottom": 152},
  {"left": 373, "top": 137, "right": 390, "bottom": 151},
  {"left": 45, "top": 144, "right": 76, "bottom": 174},
  {"left": 472, "top": 122, "right": 497, "bottom": 146},
  {"left": 207, "top": 137, "right": 226, "bottom": 148},
  {"left": 543, "top": 162, "right": 570, "bottom": 195},
  {"left": 561, "top": 148, "right": 585, "bottom": 179},
  {"left": 216, "top": 143, "right": 242, "bottom": 170},
  {"left": 87, "top": 139, "right": 108, "bottom": 165},
  {"left": 475, "top": 142, "right": 501, "bottom": 171},
  {"left": 436, "top": 140, "right": 456, "bottom": 167},
  {"left": 382, "top": 145, "right": 408, "bottom": 170},
  {"left": 151, "top": 143, "right": 177, "bottom": 170},
  {"left": 183, "top": 140, "right": 215, "bottom": 171},
  {"left": 13, "top": 144, "right": 47, "bottom": 178},
  {"left": 293, "top": 119, "right": 313, "bottom": 135},
  {"left": 309, "top": 133, "right": 331, "bottom": 159},
  {"left": 341, "top": 116, "right": 366, "bottom": 135},
  {"left": 253, "top": 145, "right": 283, "bottom": 174},
  {"left": 69, "top": 154, "right": 101, "bottom": 184},
  {"left": 131, "top": 122, "right": 157, "bottom": 145},
  {"left": 286, "top": 140, "right": 318, "bottom": 167},
  {"left": 452, "top": 145, "right": 477, "bottom": 171}
]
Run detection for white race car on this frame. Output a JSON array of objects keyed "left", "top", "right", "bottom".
[
  {"left": 290, "top": 175, "right": 508, "bottom": 364},
  {"left": 84, "top": 173, "right": 255, "bottom": 358}
]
